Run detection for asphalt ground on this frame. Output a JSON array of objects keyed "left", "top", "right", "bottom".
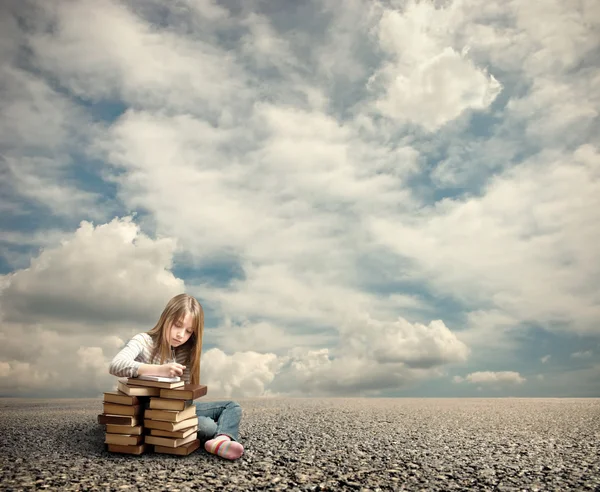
[{"left": 1, "top": 397, "right": 599, "bottom": 491}]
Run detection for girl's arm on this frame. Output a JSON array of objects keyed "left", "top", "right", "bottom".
[
  {"left": 108, "top": 334, "right": 185, "bottom": 378},
  {"left": 108, "top": 334, "right": 147, "bottom": 378}
]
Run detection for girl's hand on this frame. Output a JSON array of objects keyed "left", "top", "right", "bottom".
[{"left": 161, "top": 362, "right": 186, "bottom": 377}]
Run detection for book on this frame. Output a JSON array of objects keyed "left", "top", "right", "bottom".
[
  {"left": 127, "top": 378, "right": 185, "bottom": 389},
  {"left": 144, "top": 405, "right": 196, "bottom": 423},
  {"left": 106, "top": 424, "right": 143, "bottom": 436},
  {"left": 105, "top": 433, "right": 144, "bottom": 446},
  {"left": 160, "top": 384, "right": 208, "bottom": 400},
  {"left": 149, "top": 397, "right": 192, "bottom": 411},
  {"left": 117, "top": 380, "right": 161, "bottom": 396},
  {"left": 149, "top": 425, "right": 198, "bottom": 439},
  {"left": 97, "top": 414, "right": 139, "bottom": 426},
  {"left": 144, "top": 416, "right": 198, "bottom": 432},
  {"left": 153, "top": 439, "right": 200, "bottom": 456},
  {"left": 104, "top": 391, "right": 139, "bottom": 406},
  {"left": 145, "top": 433, "right": 197, "bottom": 448},
  {"left": 107, "top": 443, "right": 146, "bottom": 455},
  {"left": 137, "top": 375, "right": 181, "bottom": 383},
  {"left": 103, "top": 403, "right": 142, "bottom": 417}
]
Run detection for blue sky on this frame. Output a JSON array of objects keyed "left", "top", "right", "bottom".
[{"left": 0, "top": 0, "right": 598, "bottom": 398}]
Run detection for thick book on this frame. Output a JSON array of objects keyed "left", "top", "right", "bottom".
[
  {"left": 149, "top": 425, "right": 198, "bottom": 439},
  {"left": 103, "top": 391, "right": 139, "bottom": 406},
  {"left": 159, "top": 384, "right": 208, "bottom": 400},
  {"left": 117, "top": 380, "right": 160, "bottom": 397},
  {"left": 145, "top": 433, "right": 197, "bottom": 448},
  {"left": 154, "top": 439, "right": 200, "bottom": 456},
  {"left": 127, "top": 378, "right": 185, "bottom": 389},
  {"left": 107, "top": 443, "right": 146, "bottom": 455},
  {"left": 144, "top": 416, "right": 198, "bottom": 432},
  {"left": 105, "top": 433, "right": 144, "bottom": 446},
  {"left": 106, "top": 424, "right": 143, "bottom": 436},
  {"left": 97, "top": 414, "right": 139, "bottom": 426},
  {"left": 149, "top": 397, "right": 192, "bottom": 411},
  {"left": 144, "top": 405, "right": 196, "bottom": 423},
  {"left": 103, "top": 403, "right": 142, "bottom": 417}
]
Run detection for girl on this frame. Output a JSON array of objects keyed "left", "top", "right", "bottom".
[{"left": 108, "top": 293, "right": 244, "bottom": 460}]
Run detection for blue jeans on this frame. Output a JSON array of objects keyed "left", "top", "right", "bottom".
[{"left": 194, "top": 400, "right": 242, "bottom": 442}]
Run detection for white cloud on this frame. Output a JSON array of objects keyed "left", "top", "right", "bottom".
[
  {"left": 27, "top": 0, "right": 248, "bottom": 115},
  {"left": 200, "top": 348, "right": 282, "bottom": 398},
  {"left": 370, "top": 145, "right": 600, "bottom": 337},
  {"left": 571, "top": 351, "right": 593, "bottom": 359},
  {"left": 369, "top": 1, "right": 501, "bottom": 131},
  {"left": 455, "top": 371, "right": 526, "bottom": 385},
  {"left": 210, "top": 318, "right": 335, "bottom": 355},
  {"left": 0, "top": 216, "right": 183, "bottom": 327},
  {"left": 1, "top": 0, "right": 599, "bottom": 399},
  {"left": 541, "top": 355, "right": 551, "bottom": 364}
]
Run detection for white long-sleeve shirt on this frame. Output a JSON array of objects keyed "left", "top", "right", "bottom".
[{"left": 108, "top": 333, "right": 192, "bottom": 383}]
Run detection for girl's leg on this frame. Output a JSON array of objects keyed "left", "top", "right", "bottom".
[
  {"left": 193, "top": 400, "right": 242, "bottom": 441},
  {"left": 196, "top": 416, "right": 217, "bottom": 443},
  {"left": 193, "top": 400, "right": 244, "bottom": 460}
]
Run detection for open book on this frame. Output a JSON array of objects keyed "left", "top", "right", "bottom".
[{"left": 136, "top": 375, "right": 181, "bottom": 383}]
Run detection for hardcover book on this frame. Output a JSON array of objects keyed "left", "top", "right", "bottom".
[
  {"left": 149, "top": 425, "right": 198, "bottom": 439},
  {"left": 102, "top": 403, "right": 142, "bottom": 417},
  {"left": 97, "top": 414, "right": 139, "bottom": 426},
  {"left": 117, "top": 380, "right": 161, "bottom": 397},
  {"left": 149, "top": 398, "right": 192, "bottom": 411},
  {"left": 105, "top": 433, "right": 144, "bottom": 446},
  {"left": 145, "top": 433, "right": 197, "bottom": 448},
  {"left": 106, "top": 424, "right": 143, "bottom": 436},
  {"left": 153, "top": 439, "right": 200, "bottom": 456},
  {"left": 159, "top": 384, "right": 208, "bottom": 400},
  {"left": 144, "top": 416, "right": 199, "bottom": 432},
  {"left": 144, "top": 405, "right": 196, "bottom": 423}
]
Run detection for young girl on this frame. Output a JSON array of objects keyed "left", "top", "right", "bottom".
[{"left": 108, "top": 293, "right": 244, "bottom": 460}]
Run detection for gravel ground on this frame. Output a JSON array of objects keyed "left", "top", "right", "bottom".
[{"left": 0, "top": 397, "right": 599, "bottom": 491}]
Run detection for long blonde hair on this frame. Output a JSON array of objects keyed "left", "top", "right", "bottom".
[{"left": 147, "top": 293, "right": 204, "bottom": 385}]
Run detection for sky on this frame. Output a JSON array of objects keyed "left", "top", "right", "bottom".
[{"left": 0, "top": 0, "right": 598, "bottom": 399}]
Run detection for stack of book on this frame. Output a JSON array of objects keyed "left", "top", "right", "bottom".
[
  {"left": 99, "top": 381, "right": 156, "bottom": 455},
  {"left": 99, "top": 375, "right": 208, "bottom": 456},
  {"left": 143, "top": 382, "right": 208, "bottom": 456}
]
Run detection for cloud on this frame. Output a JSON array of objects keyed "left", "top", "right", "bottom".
[
  {"left": 1, "top": 0, "right": 599, "bottom": 399},
  {"left": 26, "top": 0, "right": 248, "bottom": 116},
  {"left": 541, "top": 355, "right": 551, "bottom": 364},
  {"left": 454, "top": 371, "right": 526, "bottom": 385},
  {"left": 369, "top": 1, "right": 501, "bottom": 131},
  {"left": 0, "top": 216, "right": 183, "bottom": 327},
  {"left": 370, "top": 146, "right": 600, "bottom": 337},
  {"left": 571, "top": 351, "right": 593, "bottom": 359},
  {"left": 200, "top": 348, "right": 282, "bottom": 398},
  {"left": 272, "top": 348, "right": 444, "bottom": 397}
]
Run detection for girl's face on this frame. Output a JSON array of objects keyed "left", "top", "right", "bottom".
[{"left": 168, "top": 312, "right": 194, "bottom": 347}]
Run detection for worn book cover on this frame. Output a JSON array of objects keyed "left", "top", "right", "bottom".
[
  {"left": 145, "top": 433, "right": 197, "bottom": 448},
  {"left": 103, "top": 391, "right": 139, "bottom": 406},
  {"left": 149, "top": 425, "right": 198, "bottom": 439},
  {"left": 117, "top": 380, "right": 161, "bottom": 397},
  {"left": 153, "top": 439, "right": 200, "bottom": 456},
  {"left": 106, "top": 424, "right": 143, "bottom": 435},
  {"left": 149, "top": 397, "right": 192, "bottom": 411},
  {"left": 106, "top": 443, "right": 146, "bottom": 455},
  {"left": 97, "top": 414, "right": 139, "bottom": 426},
  {"left": 159, "top": 384, "right": 208, "bottom": 400},
  {"left": 144, "top": 405, "right": 196, "bottom": 423},
  {"left": 105, "top": 433, "right": 144, "bottom": 446},
  {"left": 103, "top": 402, "right": 142, "bottom": 417},
  {"left": 144, "top": 416, "right": 199, "bottom": 432}
]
